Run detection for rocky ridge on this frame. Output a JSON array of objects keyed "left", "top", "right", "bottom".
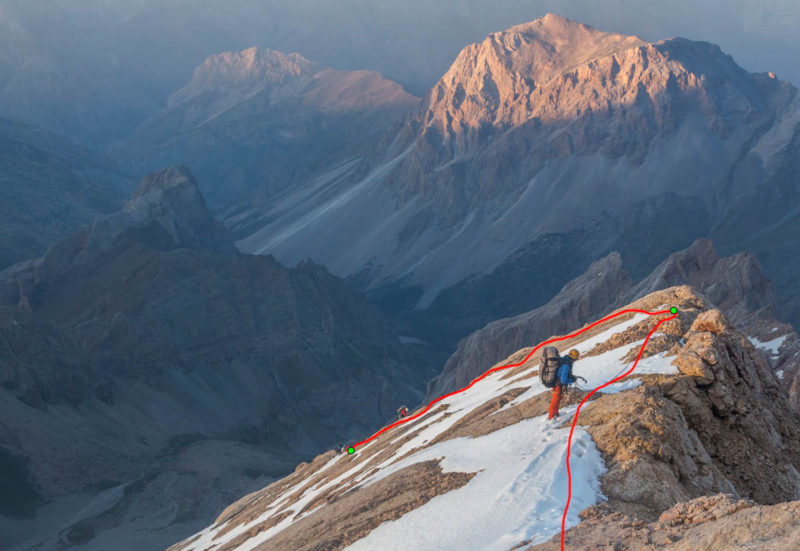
[
  {"left": 427, "top": 251, "right": 631, "bottom": 399},
  {"left": 430, "top": 239, "right": 800, "bottom": 409},
  {"left": 530, "top": 494, "right": 800, "bottom": 550},
  {"left": 168, "top": 285, "right": 800, "bottom": 550}
]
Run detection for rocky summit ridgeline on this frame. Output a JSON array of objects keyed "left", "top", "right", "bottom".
[
  {"left": 429, "top": 239, "right": 800, "bottom": 408},
  {"left": 168, "top": 286, "right": 800, "bottom": 550},
  {"left": 0, "top": 166, "right": 425, "bottom": 550}
]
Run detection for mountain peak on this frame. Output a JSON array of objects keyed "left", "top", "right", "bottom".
[
  {"left": 123, "top": 165, "right": 234, "bottom": 254},
  {"left": 418, "top": 13, "right": 647, "bottom": 153},
  {"left": 463, "top": 12, "right": 645, "bottom": 85},
  {"left": 167, "top": 47, "right": 316, "bottom": 109},
  {"left": 129, "top": 164, "right": 196, "bottom": 200},
  {"left": 508, "top": 12, "right": 615, "bottom": 38}
]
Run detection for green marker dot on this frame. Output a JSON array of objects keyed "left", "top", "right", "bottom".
[
  {"left": 347, "top": 447, "right": 355, "bottom": 455},
  {"left": 670, "top": 307, "right": 677, "bottom": 314}
]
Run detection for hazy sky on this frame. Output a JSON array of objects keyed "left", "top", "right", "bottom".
[
  {"left": 5, "top": 0, "right": 799, "bottom": 90},
  {"left": 2, "top": 0, "right": 798, "bottom": 141}
]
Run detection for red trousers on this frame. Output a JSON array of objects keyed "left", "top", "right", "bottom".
[{"left": 548, "top": 385, "right": 562, "bottom": 419}]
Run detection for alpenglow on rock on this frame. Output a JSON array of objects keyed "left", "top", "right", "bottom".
[{"left": 233, "top": 14, "right": 800, "bottom": 329}]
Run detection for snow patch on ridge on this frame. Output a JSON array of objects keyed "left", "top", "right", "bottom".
[
  {"left": 749, "top": 335, "right": 786, "bottom": 357},
  {"left": 345, "top": 409, "right": 605, "bottom": 551}
]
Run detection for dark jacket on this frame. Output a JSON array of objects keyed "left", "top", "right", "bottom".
[{"left": 556, "top": 356, "right": 576, "bottom": 386}]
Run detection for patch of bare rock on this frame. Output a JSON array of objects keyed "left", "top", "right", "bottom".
[{"left": 528, "top": 494, "right": 800, "bottom": 550}]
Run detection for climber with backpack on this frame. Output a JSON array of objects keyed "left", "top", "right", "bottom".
[
  {"left": 539, "top": 347, "right": 585, "bottom": 420},
  {"left": 397, "top": 405, "right": 409, "bottom": 420}
]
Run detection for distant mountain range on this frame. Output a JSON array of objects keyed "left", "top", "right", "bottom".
[
  {"left": 0, "top": 6, "right": 158, "bottom": 144},
  {"left": 2, "top": 11, "right": 800, "bottom": 551},
  {"left": 226, "top": 14, "right": 800, "bottom": 334},
  {"left": 123, "top": 48, "right": 419, "bottom": 209}
]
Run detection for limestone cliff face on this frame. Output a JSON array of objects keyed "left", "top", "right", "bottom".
[
  {"left": 419, "top": 14, "right": 647, "bottom": 154},
  {"left": 166, "top": 48, "right": 318, "bottom": 123},
  {"left": 395, "top": 13, "right": 788, "bottom": 206}
]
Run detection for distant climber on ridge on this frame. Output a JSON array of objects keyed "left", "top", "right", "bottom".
[
  {"left": 397, "top": 405, "right": 409, "bottom": 420},
  {"left": 539, "top": 347, "right": 582, "bottom": 419}
]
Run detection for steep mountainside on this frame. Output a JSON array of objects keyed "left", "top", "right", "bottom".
[
  {"left": 0, "top": 167, "right": 424, "bottom": 551},
  {"left": 0, "top": 117, "right": 131, "bottom": 269},
  {"left": 427, "top": 252, "right": 631, "bottom": 399},
  {"left": 430, "top": 239, "right": 800, "bottom": 407},
  {"left": 125, "top": 48, "right": 419, "bottom": 209},
  {"left": 168, "top": 286, "right": 800, "bottom": 550},
  {"left": 232, "top": 14, "right": 800, "bottom": 327}
]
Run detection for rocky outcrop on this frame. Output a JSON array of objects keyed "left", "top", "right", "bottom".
[
  {"left": 126, "top": 48, "right": 420, "bottom": 209},
  {"left": 0, "top": 167, "right": 422, "bottom": 550},
  {"left": 529, "top": 494, "right": 800, "bottom": 550},
  {"left": 579, "top": 301, "right": 800, "bottom": 521},
  {"left": 1, "top": 165, "right": 235, "bottom": 313},
  {"left": 629, "top": 238, "right": 800, "bottom": 408},
  {"left": 627, "top": 239, "right": 778, "bottom": 322}
]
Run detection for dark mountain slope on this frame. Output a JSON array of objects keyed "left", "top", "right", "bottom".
[
  {"left": 0, "top": 117, "right": 130, "bottom": 269},
  {"left": 0, "top": 166, "right": 422, "bottom": 550}
]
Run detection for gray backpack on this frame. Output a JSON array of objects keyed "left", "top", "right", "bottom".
[{"left": 540, "top": 346, "right": 561, "bottom": 388}]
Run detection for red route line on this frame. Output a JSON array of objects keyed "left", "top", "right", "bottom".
[
  {"left": 348, "top": 305, "right": 675, "bottom": 549},
  {"left": 352, "top": 307, "right": 670, "bottom": 450},
  {"left": 560, "top": 309, "right": 677, "bottom": 551}
]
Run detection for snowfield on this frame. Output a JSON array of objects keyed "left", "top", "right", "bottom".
[
  {"left": 176, "top": 312, "right": 680, "bottom": 551},
  {"left": 345, "top": 408, "right": 603, "bottom": 551}
]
